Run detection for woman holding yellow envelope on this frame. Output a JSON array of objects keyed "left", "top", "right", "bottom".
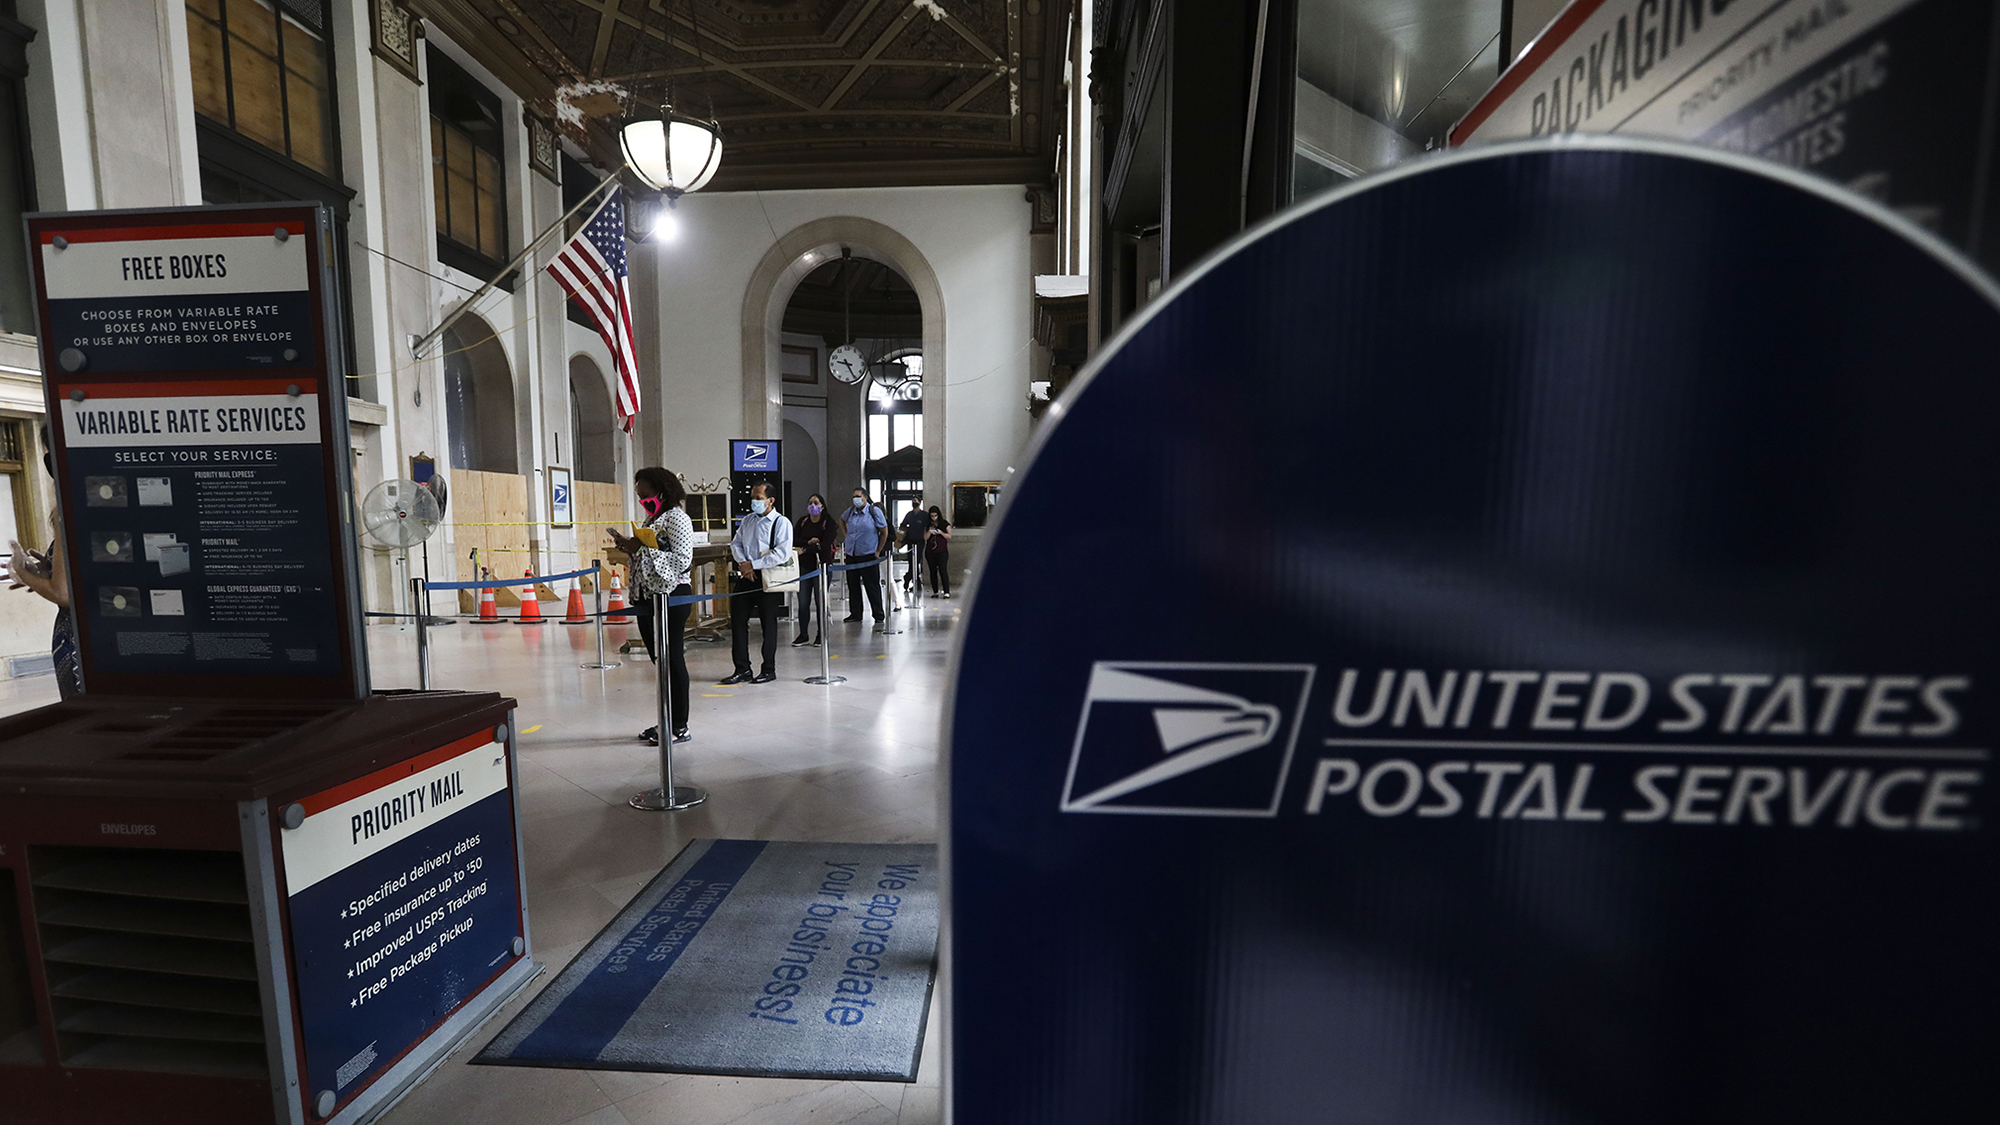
[{"left": 608, "top": 466, "right": 695, "bottom": 746}]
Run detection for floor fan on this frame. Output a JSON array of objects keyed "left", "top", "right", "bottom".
[{"left": 362, "top": 478, "right": 450, "bottom": 625}]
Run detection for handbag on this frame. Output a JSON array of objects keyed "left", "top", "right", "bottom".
[{"left": 757, "top": 516, "right": 802, "bottom": 593}]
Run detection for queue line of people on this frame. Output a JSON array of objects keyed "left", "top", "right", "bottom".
[{"left": 610, "top": 467, "right": 946, "bottom": 747}]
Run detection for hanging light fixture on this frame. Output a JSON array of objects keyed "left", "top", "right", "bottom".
[{"left": 619, "top": 0, "right": 722, "bottom": 201}]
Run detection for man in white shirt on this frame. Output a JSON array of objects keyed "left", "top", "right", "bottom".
[{"left": 721, "top": 482, "right": 795, "bottom": 685}]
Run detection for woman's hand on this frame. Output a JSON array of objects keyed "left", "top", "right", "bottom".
[{"left": 4, "top": 541, "right": 47, "bottom": 588}]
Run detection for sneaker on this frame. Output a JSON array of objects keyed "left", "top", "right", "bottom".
[
  {"left": 811, "top": 637, "right": 823, "bottom": 646},
  {"left": 941, "top": 592, "right": 952, "bottom": 599},
  {"left": 790, "top": 634, "right": 812, "bottom": 647},
  {"left": 842, "top": 614, "right": 863, "bottom": 623},
  {"left": 671, "top": 728, "right": 692, "bottom": 743},
  {"left": 639, "top": 726, "right": 659, "bottom": 745}
]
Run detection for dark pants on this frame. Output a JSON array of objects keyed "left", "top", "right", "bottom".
[
  {"left": 635, "top": 588, "right": 691, "bottom": 730},
  {"left": 846, "top": 556, "right": 885, "bottom": 620},
  {"left": 730, "top": 577, "right": 778, "bottom": 674},
  {"left": 925, "top": 550, "right": 950, "bottom": 595},
  {"left": 795, "top": 566, "right": 825, "bottom": 639}
]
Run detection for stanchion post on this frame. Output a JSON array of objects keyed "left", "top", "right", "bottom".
[
  {"left": 878, "top": 552, "right": 904, "bottom": 635},
  {"left": 412, "top": 576, "right": 431, "bottom": 691},
  {"left": 631, "top": 592, "right": 706, "bottom": 811},
  {"left": 580, "top": 563, "right": 619, "bottom": 670},
  {"left": 806, "top": 565, "right": 845, "bottom": 685}
]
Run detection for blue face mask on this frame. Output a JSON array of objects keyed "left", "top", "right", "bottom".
[
  {"left": 852, "top": 497, "right": 866, "bottom": 508},
  {"left": 753, "top": 498, "right": 770, "bottom": 516}
]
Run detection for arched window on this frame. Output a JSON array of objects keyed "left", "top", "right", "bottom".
[
  {"left": 568, "top": 357, "right": 616, "bottom": 483},
  {"left": 442, "top": 317, "right": 518, "bottom": 474}
]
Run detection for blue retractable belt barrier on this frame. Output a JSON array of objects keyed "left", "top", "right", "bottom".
[
  {"left": 426, "top": 563, "right": 600, "bottom": 592},
  {"left": 364, "top": 554, "right": 903, "bottom": 615}
]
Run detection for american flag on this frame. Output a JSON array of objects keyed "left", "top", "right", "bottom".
[{"left": 546, "top": 189, "right": 640, "bottom": 432}]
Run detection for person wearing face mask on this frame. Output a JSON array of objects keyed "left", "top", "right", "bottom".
[
  {"left": 792, "top": 493, "right": 836, "bottom": 647},
  {"left": 895, "top": 500, "right": 931, "bottom": 600},
  {"left": 923, "top": 505, "right": 952, "bottom": 599},
  {"left": 607, "top": 467, "right": 695, "bottom": 745},
  {"left": 840, "top": 487, "right": 890, "bottom": 628},
  {"left": 720, "top": 482, "right": 794, "bottom": 684}
]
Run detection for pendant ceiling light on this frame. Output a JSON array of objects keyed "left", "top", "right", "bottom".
[{"left": 619, "top": 0, "right": 723, "bottom": 200}]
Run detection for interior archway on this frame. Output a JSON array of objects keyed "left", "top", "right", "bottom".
[
  {"left": 442, "top": 313, "right": 518, "bottom": 474},
  {"left": 741, "top": 217, "right": 947, "bottom": 502},
  {"left": 568, "top": 355, "right": 617, "bottom": 483}
]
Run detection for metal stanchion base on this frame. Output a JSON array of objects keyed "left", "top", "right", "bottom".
[
  {"left": 629, "top": 785, "right": 708, "bottom": 811},
  {"left": 580, "top": 661, "right": 622, "bottom": 670},
  {"left": 804, "top": 675, "right": 847, "bottom": 685}
]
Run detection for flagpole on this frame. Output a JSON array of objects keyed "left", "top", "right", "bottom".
[{"left": 408, "top": 174, "right": 623, "bottom": 361}]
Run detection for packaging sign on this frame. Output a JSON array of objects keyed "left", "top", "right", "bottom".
[
  {"left": 281, "top": 733, "right": 524, "bottom": 1117},
  {"left": 27, "top": 203, "right": 367, "bottom": 697},
  {"left": 947, "top": 143, "right": 1999, "bottom": 1122},
  {"left": 1451, "top": 0, "right": 2000, "bottom": 270}
]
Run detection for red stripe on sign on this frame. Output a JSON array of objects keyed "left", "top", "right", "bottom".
[
  {"left": 296, "top": 730, "right": 501, "bottom": 816},
  {"left": 40, "top": 222, "right": 308, "bottom": 245},
  {"left": 1449, "top": 0, "right": 1614, "bottom": 145},
  {"left": 59, "top": 378, "right": 319, "bottom": 399}
]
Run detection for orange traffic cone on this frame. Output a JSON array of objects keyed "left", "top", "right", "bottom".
[
  {"left": 516, "top": 570, "right": 545, "bottom": 624},
  {"left": 475, "top": 570, "right": 502, "bottom": 624},
  {"left": 606, "top": 568, "right": 631, "bottom": 623},
  {"left": 562, "top": 579, "right": 588, "bottom": 625}
]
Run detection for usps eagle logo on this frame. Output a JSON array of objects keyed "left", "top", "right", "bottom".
[{"left": 1060, "top": 662, "right": 1315, "bottom": 816}]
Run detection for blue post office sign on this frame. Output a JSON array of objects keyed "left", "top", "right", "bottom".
[
  {"left": 732, "top": 440, "right": 778, "bottom": 473},
  {"left": 947, "top": 140, "right": 2000, "bottom": 1123}
]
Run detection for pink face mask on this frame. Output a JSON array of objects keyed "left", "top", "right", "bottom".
[{"left": 641, "top": 496, "right": 664, "bottom": 516}]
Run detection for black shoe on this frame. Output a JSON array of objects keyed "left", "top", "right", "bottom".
[
  {"left": 811, "top": 637, "right": 823, "bottom": 646},
  {"left": 790, "top": 634, "right": 812, "bottom": 647},
  {"left": 842, "top": 614, "right": 862, "bottom": 623},
  {"left": 671, "top": 728, "right": 691, "bottom": 743},
  {"left": 717, "top": 670, "right": 753, "bottom": 685},
  {"left": 751, "top": 670, "right": 777, "bottom": 684},
  {"left": 639, "top": 726, "right": 659, "bottom": 745}
]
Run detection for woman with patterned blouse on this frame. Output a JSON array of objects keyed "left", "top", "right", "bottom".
[{"left": 608, "top": 466, "right": 695, "bottom": 746}]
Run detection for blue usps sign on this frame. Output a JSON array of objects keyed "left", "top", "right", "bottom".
[
  {"left": 732, "top": 440, "right": 778, "bottom": 472},
  {"left": 948, "top": 140, "right": 2000, "bottom": 1124}
]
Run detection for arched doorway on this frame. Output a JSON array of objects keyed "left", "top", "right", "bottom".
[
  {"left": 442, "top": 313, "right": 518, "bottom": 473},
  {"left": 568, "top": 355, "right": 617, "bottom": 483},
  {"left": 740, "top": 218, "right": 947, "bottom": 506},
  {"left": 778, "top": 254, "right": 923, "bottom": 522}
]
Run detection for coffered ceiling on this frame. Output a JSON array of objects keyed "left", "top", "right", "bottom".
[{"left": 411, "top": 0, "right": 1075, "bottom": 191}]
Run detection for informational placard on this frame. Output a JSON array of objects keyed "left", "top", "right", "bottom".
[
  {"left": 1451, "top": 0, "right": 2000, "bottom": 271},
  {"left": 280, "top": 731, "right": 524, "bottom": 1119},
  {"left": 27, "top": 204, "right": 367, "bottom": 697},
  {"left": 730, "top": 437, "right": 782, "bottom": 520},
  {"left": 948, "top": 142, "right": 1998, "bottom": 1122}
]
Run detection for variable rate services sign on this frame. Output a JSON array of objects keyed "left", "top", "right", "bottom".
[
  {"left": 279, "top": 731, "right": 524, "bottom": 1120},
  {"left": 947, "top": 140, "right": 1998, "bottom": 1123},
  {"left": 27, "top": 204, "right": 368, "bottom": 698}
]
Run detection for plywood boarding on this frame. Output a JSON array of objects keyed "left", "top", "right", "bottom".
[
  {"left": 450, "top": 470, "right": 532, "bottom": 583},
  {"left": 573, "top": 481, "right": 626, "bottom": 591}
]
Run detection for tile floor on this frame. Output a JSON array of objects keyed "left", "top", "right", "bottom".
[{"left": 0, "top": 586, "right": 956, "bottom": 1125}]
